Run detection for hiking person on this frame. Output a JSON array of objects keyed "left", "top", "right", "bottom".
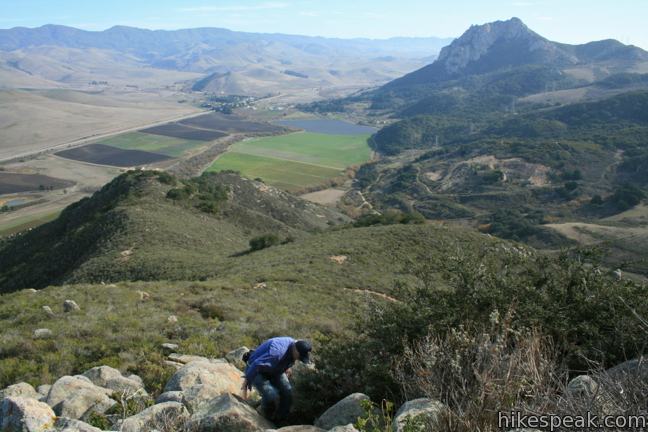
[{"left": 241, "top": 336, "right": 312, "bottom": 422}]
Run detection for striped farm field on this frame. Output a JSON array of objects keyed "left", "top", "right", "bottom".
[
  {"left": 99, "top": 132, "right": 208, "bottom": 158},
  {"left": 206, "top": 132, "right": 371, "bottom": 191}
]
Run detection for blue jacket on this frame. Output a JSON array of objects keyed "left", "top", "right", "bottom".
[{"left": 244, "top": 336, "right": 295, "bottom": 389}]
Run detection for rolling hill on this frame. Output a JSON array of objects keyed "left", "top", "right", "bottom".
[
  {"left": 0, "top": 25, "right": 452, "bottom": 95},
  {"left": 0, "top": 170, "right": 349, "bottom": 292}
]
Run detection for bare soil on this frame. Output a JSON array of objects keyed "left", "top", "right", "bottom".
[
  {"left": 56, "top": 144, "right": 172, "bottom": 167},
  {"left": 0, "top": 172, "right": 74, "bottom": 194},
  {"left": 301, "top": 188, "right": 347, "bottom": 205},
  {"left": 140, "top": 123, "right": 228, "bottom": 141}
]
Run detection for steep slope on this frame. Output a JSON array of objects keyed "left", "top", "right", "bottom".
[
  {"left": 0, "top": 219, "right": 528, "bottom": 390},
  {"left": 0, "top": 171, "right": 348, "bottom": 292},
  {"left": 386, "top": 17, "right": 648, "bottom": 88}
]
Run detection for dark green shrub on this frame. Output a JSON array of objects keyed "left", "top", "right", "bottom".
[
  {"left": 564, "top": 181, "right": 579, "bottom": 191},
  {"left": 156, "top": 172, "right": 176, "bottom": 185},
  {"left": 609, "top": 184, "right": 645, "bottom": 211},
  {"left": 249, "top": 234, "right": 280, "bottom": 251},
  {"left": 299, "top": 248, "right": 648, "bottom": 411},
  {"left": 166, "top": 188, "right": 190, "bottom": 200},
  {"left": 87, "top": 412, "right": 111, "bottom": 430},
  {"left": 590, "top": 194, "right": 604, "bottom": 205}
]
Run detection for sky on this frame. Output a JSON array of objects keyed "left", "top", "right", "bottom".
[{"left": 1, "top": 0, "right": 647, "bottom": 49}]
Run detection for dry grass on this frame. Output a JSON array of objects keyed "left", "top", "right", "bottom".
[{"left": 394, "top": 307, "right": 648, "bottom": 432}]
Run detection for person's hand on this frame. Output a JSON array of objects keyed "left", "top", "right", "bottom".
[{"left": 241, "top": 379, "right": 248, "bottom": 399}]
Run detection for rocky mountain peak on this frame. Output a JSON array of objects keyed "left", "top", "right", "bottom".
[{"left": 436, "top": 17, "right": 569, "bottom": 75}]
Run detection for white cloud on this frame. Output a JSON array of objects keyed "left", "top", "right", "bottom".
[{"left": 179, "top": 2, "right": 289, "bottom": 13}]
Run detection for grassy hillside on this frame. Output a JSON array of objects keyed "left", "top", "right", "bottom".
[
  {"left": 0, "top": 220, "right": 513, "bottom": 391},
  {"left": 0, "top": 170, "right": 348, "bottom": 292}
]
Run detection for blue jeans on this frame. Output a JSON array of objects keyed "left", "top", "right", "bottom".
[{"left": 253, "top": 372, "right": 292, "bottom": 420}]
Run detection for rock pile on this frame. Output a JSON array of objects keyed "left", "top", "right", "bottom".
[
  {"left": 0, "top": 345, "right": 447, "bottom": 432},
  {"left": 6, "top": 347, "right": 640, "bottom": 431}
]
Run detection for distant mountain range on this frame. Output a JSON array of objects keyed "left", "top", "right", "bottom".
[{"left": 0, "top": 25, "right": 453, "bottom": 94}]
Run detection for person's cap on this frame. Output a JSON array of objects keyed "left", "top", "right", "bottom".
[{"left": 295, "top": 340, "right": 312, "bottom": 364}]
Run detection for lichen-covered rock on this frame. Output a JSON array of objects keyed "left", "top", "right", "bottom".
[
  {"left": 46, "top": 375, "right": 116, "bottom": 420},
  {"left": 392, "top": 398, "right": 446, "bottom": 432},
  {"left": 163, "top": 360, "right": 243, "bottom": 411},
  {"left": 55, "top": 417, "right": 103, "bottom": 432},
  {"left": 155, "top": 391, "right": 184, "bottom": 405},
  {"left": 0, "top": 396, "right": 56, "bottom": 432},
  {"left": 120, "top": 401, "right": 189, "bottom": 432},
  {"left": 0, "top": 383, "right": 40, "bottom": 401},
  {"left": 189, "top": 393, "right": 274, "bottom": 432},
  {"left": 314, "top": 393, "right": 369, "bottom": 430},
  {"left": 82, "top": 366, "right": 145, "bottom": 394}
]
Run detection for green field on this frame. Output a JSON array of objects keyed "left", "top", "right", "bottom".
[
  {"left": 207, "top": 132, "right": 371, "bottom": 191},
  {"left": 99, "top": 132, "right": 207, "bottom": 158}
]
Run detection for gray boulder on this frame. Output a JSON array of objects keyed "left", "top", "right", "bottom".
[
  {"left": 82, "top": 366, "right": 145, "bottom": 394},
  {"left": 46, "top": 375, "right": 116, "bottom": 420},
  {"left": 267, "top": 427, "right": 325, "bottom": 431},
  {"left": 33, "top": 328, "right": 54, "bottom": 339},
  {"left": 155, "top": 391, "right": 184, "bottom": 405},
  {"left": 63, "top": 300, "right": 80, "bottom": 312},
  {"left": 392, "top": 398, "right": 446, "bottom": 432},
  {"left": 43, "top": 305, "right": 56, "bottom": 317},
  {"left": 37, "top": 385, "right": 52, "bottom": 401},
  {"left": 328, "top": 425, "right": 359, "bottom": 432},
  {"left": 0, "top": 396, "right": 56, "bottom": 432},
  {"left": 226, "top": 347, "right": 250, "bottom": 369},
  {"left": 161, "top": 343, "right": 179, "bottom": 353},
  {"left": 55, "top": 417, "right": 103, "bottom": 432},
  {"left": 566, "top": 375, "right": 599, "bottom": 398},
  {"left": 164, "top": 360, "right": 243, "bottom": 411},
  {"left": 189, "top": 393, "right": 274, "bottom": 431},
  {"left": 314, "top": 393, "right": 369, "bottom": 430},
  {"left": 120, "top": 401, "right": 189, "bottom": 432},
  {"left": 0, "top": 382, "right": 40, "bottom": 401},
  {"left": 167, "top": 354, "right": 227, "bottom": 365},
  {"left": 605, "top": 356, "right": 647, "bottom": 380},
  {"left": 126, "top": 375, "right": 144, "bottom": 388}
]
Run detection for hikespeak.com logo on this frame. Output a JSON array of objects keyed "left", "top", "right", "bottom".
[{"left": 499, "top": 411, "right": 647, "bottom": 431}]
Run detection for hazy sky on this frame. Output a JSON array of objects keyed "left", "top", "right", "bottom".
[{"left": 1, "top": 0, "right": 647, "bottom": 49}]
